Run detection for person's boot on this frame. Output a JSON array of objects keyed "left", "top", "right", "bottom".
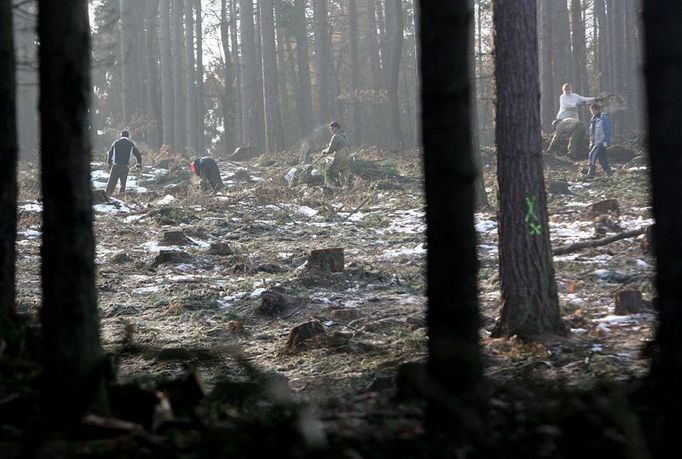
[{"left": 582, "top": 166, "right": 595, "bottom": 180}]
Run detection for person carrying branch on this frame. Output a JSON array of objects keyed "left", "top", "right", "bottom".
[
  {"left": 584, "top": 103, "right": 613, "bottom": 179},
  {"left": 191, "top": 156, "right": 224, "bottom": 192},
  {"left": 321, "top": 121, "right": 351, "bottom": 188},
  {"left": 106, "top": 130, "right": 142, "bottom": 196},
  {"left": 553, "top": 83, "right": 597, "bottom": 127}
]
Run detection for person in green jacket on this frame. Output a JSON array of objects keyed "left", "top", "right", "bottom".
[{"left": 322, "top": 121, "right": 351, "bottom": 187}]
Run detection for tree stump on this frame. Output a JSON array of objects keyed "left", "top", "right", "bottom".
[
  {"left": 257, "top": 289, "right": 296, "bottom": 316},
  {"left": 306, "top": 248, "right": 344, "bottom": 273},
  {"left": 285, "top": 319, "right": 326, "bottom": 348},
  {"left": 614, "top": 289, "right": 646, "bottom": 315},
  {"left": 162, "top": 230, "right": 193, "bottom": 246},
  {"left": 588, "top": 199, "right": 620, "bottom": 217},
  {"left": 152, "top": 250, "right": 193, "bottom": 267},
  {"left": 640, "top": 224, "right": 655, "bottom": 255},
  {"left": 208, "top": 242, "right": 232, "bottom": 256}
]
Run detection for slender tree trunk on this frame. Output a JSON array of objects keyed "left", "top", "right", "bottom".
[
  {"left": 159, "top": 0, "right": 174, "bottom": 147},
  {"left": 492, "top": 0, "right": 565, "bottom": 339},
  {"left": 348, "top": 0, "right": 361, "bottom": 145},
  {"left": 172, "top": 0, "right": 187, "bottom": 152},
  {"left": 366, "top": 0, "right": 386, "bottom": 146},
  {"left": 0, "top": 0, "right": 18, "bottom": 330},
  {"left": 144, "top": 0, "right": 161, "bottom": 148},
  {"left": 38, "top": 0, "right": 105, "bottom": 422},
  {"left": 195, "top": 0, "right": 205, "bottom": 153},
  {"left": 230, "top": 0, "right": 242, "bottom": 145},
  {"left": 552, "top": 0, "right": 572, "bottom": 92},
  {"left": 184, "top": 0, "right": 198, "bottom": 153},
  {"left": 294, "top": 0, "right": 313, "bottom": 137},
  {"left": 643, "top": 3, "right": 682, "bottom": 458},
  {"left": 595, "top": 0, "right": 609, "bottom": 92},
  {"left": 384, "top": 0, "right": 404, "bottom": 150},
  {"left": 120, "top": 0, "right": 137, "bottom": 125},
  {"left": 253, "top": 0, "right": 265, "bottom": 152},
  {"left": 468, "top": 0, "right": 488, "bottom": 209},
  {"left": 260, "top": 0, "right": 284, "bottom": 153},
  {"left": 312, "top": 0, "right": 333, "bottom": 122},
  {"left": 420, "top": 0, "right": 483, "bottom": 439},
  {"left": 220, "top": 0, "right": 235, "bottom": 151},
  {"left": 539, "top": 0, "right": 555, "bottom": 130},
  {"left": 239, "top": 0, "right": 259, "bottom": 149},
  {"left": 570, "top": 0, "right": 588, "bottom": 94}
]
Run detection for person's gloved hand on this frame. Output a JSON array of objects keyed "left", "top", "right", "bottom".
[{"left": 603, "top": 142, "right": 609, "bottom": 148}]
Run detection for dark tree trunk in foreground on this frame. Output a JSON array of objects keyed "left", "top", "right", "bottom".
[
  {"left": 38, "top": 0, "right": 104, "bottom": 422},
  {"left": 643, "top": 3, "right": 682, "bottom": 457},
  {"left": 420, "top": 0, "right": 483, "bottom": 438},
  {"left": 0, "top": 0, "right": 18, "bottom": 330},
  {"left": 492, "top": 0, "right": 565, "bottom": 339}
]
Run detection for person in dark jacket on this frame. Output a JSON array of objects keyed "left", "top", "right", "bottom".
[
  {"left": 191, "top": 157, "right": 224, "bottom": 192},
  {"left": 105, "top": 130, "right": 142, "bottom": 196}
]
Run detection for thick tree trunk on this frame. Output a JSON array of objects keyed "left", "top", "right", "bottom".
[
  {"left": 159, "top": 0, "right": 174, "bottom": 147},
  {"left": 253, "top": 0, "right": 266, "bottom": 152},
  {"left": 366, "top": 0, "right": 386, "bottom": 146},
  {"left": 172, "top": 0, "right": 187, "bottom": 152},
  {"left": 260, "top": 0, "right": 284, "bottom": 153},
  {"left": 384, "top": 0, "right": 404, "bottom": 151},
  {"left": 643, "top": 3, "right": 682, "bottom": 457},
  {"left": 0, "top": 0, "right": 18, "bottom": 326},
  {"left": 420, "top": 0, "right": 482, "bottom": 438},
  {"left": 184, "top": 0, "right": 198, "bottom": 153},
  {"left": 312, "top": 0, "right": 333, "bottom": 122},
  {"left": 492, "top": 0, "right": 565, "bottom": 339},
  {"left": 38, "top": 0, "right": 104, "bottom": 422},
  {"left": 294, "top": 0, "right": 313, "bottom": 137}
]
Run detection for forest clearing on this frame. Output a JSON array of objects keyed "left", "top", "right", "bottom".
[{"left": 5, "top": 142, "right": 655, "bottom": 457}]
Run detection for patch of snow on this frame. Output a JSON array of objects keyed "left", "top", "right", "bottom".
[
  {"left": 475, "top": 220, "right": 497, "bottom": 233},
  {"left": 636, "top": 259, "right": 651, "bottom": 268},
  {"left": 571, "top": 328, "right": 588, "bottom": 334},
  {"left": 382, "top": 243, "right": 426, "bottom": 258},
  {"left": 24, "top": 228, "right": 41, "bottom": 238},
  {"left": 591, "top": 344, "right": 603, "bottom": 353},
  {"left": 157, "top": 195, "right": 176, "bottom": 205},
  {"left": 284, "top": 168, "right": 298, "bottom": 184},
  {"left": 250, "top": 288, "right": 266, "bottom": 299},
  {"left": 627, "top": 166, "right": 648, "bottom": 171},
  {"left": 19, "top": 202, "right": 42, "bottom": 212},
  {"left": 133, "top": 286, "right": 164, "bottom": 294}
]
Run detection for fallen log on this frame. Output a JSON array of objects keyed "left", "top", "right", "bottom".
[{"left": 553, "top": 227, "right": 646, "bottom": 256}]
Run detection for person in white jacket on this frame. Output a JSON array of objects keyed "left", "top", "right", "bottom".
[{"left": 555, "top": 83, "right": 596, "bottom": 122}]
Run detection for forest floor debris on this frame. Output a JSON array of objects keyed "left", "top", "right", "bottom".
[{"left": 8, "top": 145, "right": 657, "bottom": 456}]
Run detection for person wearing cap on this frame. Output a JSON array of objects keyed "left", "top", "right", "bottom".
[
  {"left": 105, "top": 130, "right": 142, "bottom": 196},
  {"left": 191, "top": 157, "right": 224, "bottom": 192},
  {"left": 321, "top": 121, "right": 351, "bottom": 188}
]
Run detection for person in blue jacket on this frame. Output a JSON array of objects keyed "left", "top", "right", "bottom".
[{"left": 584, "top": 104, "right": 613, "bottom": 179}]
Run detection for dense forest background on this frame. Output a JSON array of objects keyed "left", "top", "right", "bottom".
[{"left": 11, "top": 0, "right": 643, "bottom": 158}]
